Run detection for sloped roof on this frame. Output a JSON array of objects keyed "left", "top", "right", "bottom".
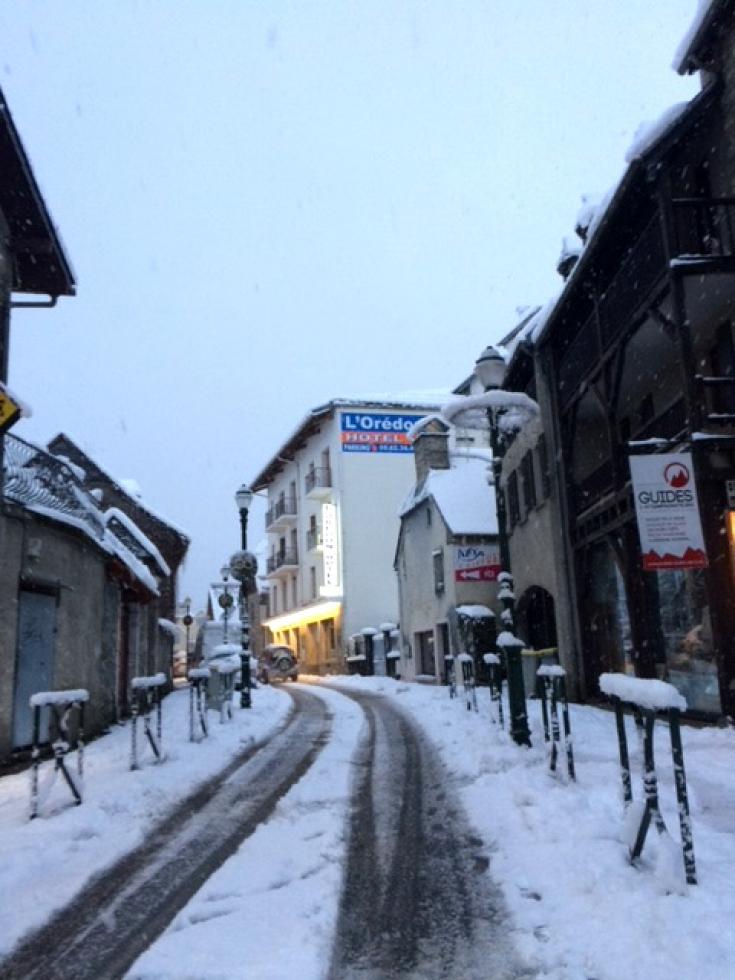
[
  {"left": 535, "top": 80, "right": 719, "bottom": 350},
  {"left": 674, "top": 0, "right": 730, "bottom": 74},
  {"left": 0, "top": 87, "right": 75, "bottom": 297},
  {"left": 400, "top": 451, "right": 497, "bottom": 536}
]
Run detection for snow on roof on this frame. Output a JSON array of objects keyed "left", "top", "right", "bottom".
[
  {"left": 47, "top": 434, "right": 190, "bottom": 542},
  {"left": 625, "top": 103, "right": 691, "bottom": 163},
  {"left": 104, "top": 507, "right": 171, "bottom": 577},
  {"left": 673, "top": 0, "right": 720, "bottom": 72},
  {"left": 534, "top": 83, "right": 716, "bottom": 350},
  {"left": 455, "top": 604, "right": 495, "bottom": 619},
  {"left": 400, "top": 451, "right": 498, "bottom": 536}
]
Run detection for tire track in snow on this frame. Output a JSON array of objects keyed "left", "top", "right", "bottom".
[
  {"left": 0, "top": 687, "right": 331, "bottom": 980},
  {"left": 327, "top": 685, "right": 533, "bottom": 980}
]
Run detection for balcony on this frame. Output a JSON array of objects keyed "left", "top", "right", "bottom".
[
  {"left": 266, "top": 549, "right": 299, "bottom": 576},
  {"left": 265, "top": 496, "right": 297, "bottom": 529},
  {"left": 305, "top": 467, "right": 332, "bottom": 500},
  {"left": 672, "top": 197, "right": 735, "bottom": 262},
  {"left": 306, "top": 526, "right": 323, "bottom": 552}
]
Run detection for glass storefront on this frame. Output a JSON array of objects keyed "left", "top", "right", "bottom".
[
  {"left": 584, "top": 541, "right": 634, "bottom": 676},
  {"left": 654, "top": 568, "right": 721, "bottom": 714}
]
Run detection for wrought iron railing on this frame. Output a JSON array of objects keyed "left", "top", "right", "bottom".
[
  {"left": 3, "top": 434, "right": 105, "bottom": 539},
  {"left": 305, "top": 467, "right": 332, "bottom": 493},
  {"left": 265, "top": 496, "right": 298, "bottom": 527}
]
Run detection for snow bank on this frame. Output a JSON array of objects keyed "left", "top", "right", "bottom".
[
  {"left": 29, "top": 689, "right": 89, "bottom": 708},
  {"left": 600, "top": 672, "right": 687, "bottom": 711}
]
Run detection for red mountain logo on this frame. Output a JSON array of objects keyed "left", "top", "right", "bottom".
[{"left": 663, "top": 462, "right": 690, "bottom": 488}]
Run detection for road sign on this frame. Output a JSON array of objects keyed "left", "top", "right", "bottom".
[{"left": 0, "top": 387, "right": 22, "bottom": 435}]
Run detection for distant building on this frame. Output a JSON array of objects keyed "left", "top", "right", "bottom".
[
  {"left": 394, "top": 417, "right": 500, "bottom": 681},
  {"left": 250, "top": 394, "right": 446, "bottom": 673}
]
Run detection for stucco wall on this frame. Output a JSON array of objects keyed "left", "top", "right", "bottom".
[{"left": 0, "top": 508, "right": 119, "bottom": 758}]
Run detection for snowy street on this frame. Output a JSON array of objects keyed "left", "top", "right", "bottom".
[{"left": 1, "top": 678, "right": 734, "bottom": 979}]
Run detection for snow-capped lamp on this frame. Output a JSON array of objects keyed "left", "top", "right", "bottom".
[{"left": 474, "top": 344, "right": 506, "bottom": 390}]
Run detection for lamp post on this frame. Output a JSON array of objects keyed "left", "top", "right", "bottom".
[
  {"left": 234, "top": 483, "right": 255, "bottom": 708},
  {"left": 218, "top": 565, "right": 234, "bottom": 643},
  {"left": 183, "top": 595, "right": 193, "bottom": 672},
  {"left": 475, "top": 344, "right": 531, "bottom": 747}
]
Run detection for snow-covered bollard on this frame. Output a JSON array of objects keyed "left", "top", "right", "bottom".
[
  {"left": 483, "top": 653, "right": 504, "bottom": 727},
  {"left": 599, "top": 673, "right": 696, "bottom": 885},
  {"left": 457, "top": 653, "right": 478, "bottom": 713},
  {"left": 28, "top": 689, "right": 89, "bottom": 820},
  {"left": 130, "top": 673, "right": 167, "bottom": 770},
  {"left": 536, "top": 665, "right": 575, "bottom": 781},
  {"left": 444, "top": 654, "right": 457, "bottom": 699},
  {"left": 209, "top": 657, "right": 239, "bottom": 723},
  {"left": 188, "top": 667, "right": 211, "bottom": 742}
]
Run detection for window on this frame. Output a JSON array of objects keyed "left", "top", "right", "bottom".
[
  {"left": 433, "top": 548, "right": 445, "bottom": 595},
  {"left": 537, "top": 434, "right": 551, "bottom": 499},
  {"left": 426, "top": 506, "right": 432, "bottom": 527},
  {"left": 416, "top": 630, "right": 436, "bottom": 675},
  {"left": 507, "top": 470, "right": 520, "bottom": 528},
  {"left": 272, "top": 585, "right": 278, "bottom": 616},
  {"left": 291, "top": 575, "right": 297, "bottom": 608},
  {"left": 521, "top": 450, "right": 536, "bottom": 513},
  {"left": 310, "top": 566, "right": 317, "bottom": 600},
  {"left": 323, "top": 617, "right": 336, "bottom": 651}
]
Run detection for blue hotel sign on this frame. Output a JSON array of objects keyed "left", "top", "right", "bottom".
[{"left": 340, "top": 412, "right": 425, "bottom": 454}]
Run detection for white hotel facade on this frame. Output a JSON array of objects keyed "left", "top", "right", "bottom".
[{"left": 250, "top": 395, "right": 444, "bottom": 673}]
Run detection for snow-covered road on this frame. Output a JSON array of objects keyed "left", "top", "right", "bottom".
[{"left": 2, "top": 676, "right": 734, "bottom": 980}]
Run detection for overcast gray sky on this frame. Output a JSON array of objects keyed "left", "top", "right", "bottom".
[{"left": 1, "top": 0, "right": 699, "bottom": 607}]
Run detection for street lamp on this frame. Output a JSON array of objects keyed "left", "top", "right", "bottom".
[
  {"left": 475, "top": 345, "right": 532, "bottom": 747},
  {"left": 234, "top": 483, "right": 255, "bottom": 708},
  {"left": 183, "top": 595, "right": 193, "bottom": 672},
  {"left": 219, "top": 565, "right": 234, "bottom": 643}
]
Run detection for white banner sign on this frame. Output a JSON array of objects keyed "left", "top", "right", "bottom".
[
  {"left": 453, "top": 544, "right": 501, "bottom": 582},
  {"left": 629, "top": 453, "right": 707, "bottom": 571}
]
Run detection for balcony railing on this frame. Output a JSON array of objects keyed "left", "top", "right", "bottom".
[
  {"left": 267, "top": 549, "right": 299, "bottom": 574},
  {"left": 672, "top": 197, "right": 735, "bottom": 259},
  {"left": 305, "top": 467, "right": 332, "bottom": 495},
  {"left": 265, "top": 496, "right": 297, "bottom": 528},
  {"left": 306, "top": 526, "right": 322, "bottom": 551}
]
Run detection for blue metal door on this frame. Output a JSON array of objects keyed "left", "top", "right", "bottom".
[{"left": 12, "top": 591, "right": 56, "bottom": 747}]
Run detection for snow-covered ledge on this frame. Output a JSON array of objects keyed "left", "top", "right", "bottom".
[{"left": 599, "top": 672, "right": 687, "bottom": 712}]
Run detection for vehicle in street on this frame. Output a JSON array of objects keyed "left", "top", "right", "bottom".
[{"left": 258, "top": 644, "right": 298, "bottom": 684}]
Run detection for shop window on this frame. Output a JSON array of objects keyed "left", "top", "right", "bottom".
[
  {"left": 433, "top": 548, "right": 444, "bottom": 595},
  {"left": 323, "top": 617, "right": 336, "bottom": 651},
  {"left": 521, "top": 451, "right": 537, "bottom": 513},
  {"left": 654, "top": 568, "right": 720, "bottom": 714}
]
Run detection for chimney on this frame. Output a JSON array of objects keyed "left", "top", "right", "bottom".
[{"left": 412, "top": 417, "right": 451, "bottom": 483}]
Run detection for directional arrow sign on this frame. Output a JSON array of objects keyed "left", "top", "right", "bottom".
[{"left": 0, "top": 388, "right": 22, "bottom": 435}]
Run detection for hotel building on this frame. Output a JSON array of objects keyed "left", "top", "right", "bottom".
[{"left": 250, "top": 395, "right": 444, "bottom": 673}]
